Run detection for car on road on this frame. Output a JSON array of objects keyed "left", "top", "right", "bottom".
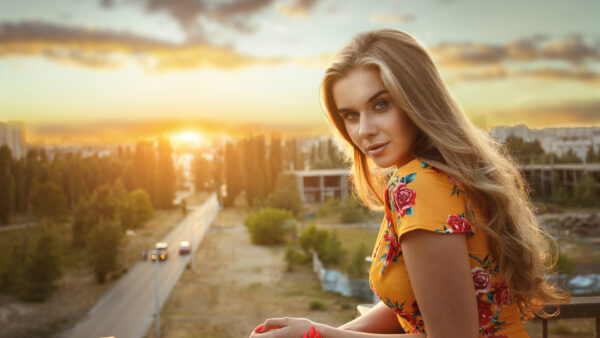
[
  {"left": 179, "top": 241, "right": 191, "bottom": 255},
  {"left": 151, "top": 242, "right": 169, "bottom": 261}
]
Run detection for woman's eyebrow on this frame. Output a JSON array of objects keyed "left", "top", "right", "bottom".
[{"left": 337, "top": 89, "right": 388, "bottom": 115}]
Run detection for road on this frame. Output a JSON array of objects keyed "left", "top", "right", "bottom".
[{"left": 63, "top": 194, "right": 219, "bottom": 338}]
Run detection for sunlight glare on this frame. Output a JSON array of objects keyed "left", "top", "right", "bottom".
[{"left": 171, "top": 130, "right": 204, "bottom": 148}]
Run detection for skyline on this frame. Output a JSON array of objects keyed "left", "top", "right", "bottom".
[{"left": 0, "top": 0, "right": 599, "bottom": 143}]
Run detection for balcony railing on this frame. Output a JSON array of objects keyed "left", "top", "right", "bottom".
[{"left": 356, "top": 296, "right": 600, "bottom": 338}]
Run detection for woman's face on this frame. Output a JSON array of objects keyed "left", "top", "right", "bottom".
[{"left": 332, "top": 66, "right": 418, "bottom": 168}]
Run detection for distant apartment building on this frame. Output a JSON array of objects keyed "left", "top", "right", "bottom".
[
  {"left": 490, "top": 125, "right": 600, "bottom": 160},
  {"left": 292, "top": 169, "right": 350, "bottom": 203},
  {"left": 0, "top": 121, "right": 26, "bottom": 159}
]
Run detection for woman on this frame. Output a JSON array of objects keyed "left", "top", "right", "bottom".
[{"left": 250, "top": 29, "right": 567, "bottom": 338}]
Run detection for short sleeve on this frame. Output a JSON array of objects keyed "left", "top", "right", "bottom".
[{"left": 385, "top": 168, "right": 477, "bottom": 240}]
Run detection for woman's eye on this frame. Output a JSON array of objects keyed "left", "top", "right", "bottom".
[
  {"left": 342, "top": 112, "right": 359, "bottom": 121},
  {"left": 374, "top": 100, "right": 388, "bottom": 110}
]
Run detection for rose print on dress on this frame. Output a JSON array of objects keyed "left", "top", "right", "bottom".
[
  {"left": 491, "top": 281, "right": 512, "bottom": 308},
  {"left": 472, "top": 267, "right": 492, "bottom": 295},
  {"left": 447, "top": 213, "right": 472, "bottom": 233},
  {"left": 391, "top": 183, "right": 416, "bottom": 217},
  {"left": 435, "top": 213, "right": 475, "bottom": 236},
  {"left": 379, "top": 230, "right": 401, "bottom": 274}
]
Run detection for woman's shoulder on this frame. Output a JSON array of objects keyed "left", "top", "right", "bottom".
[{"left": 388, "top": 158, "right": 464, "bottom": 196}]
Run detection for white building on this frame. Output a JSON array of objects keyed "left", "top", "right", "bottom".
[
  {"left": 292, "top": 169, "right": 350, "bottom": 203},
  {"left": 490, "top": 125, "right": 600, "bottom": 161},
  {"left": 0, "top": 121, "right": 26, "bottom": 159}
]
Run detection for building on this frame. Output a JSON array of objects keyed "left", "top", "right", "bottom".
[
  {"left": 0, "top": 121, "right": 26, "bottom": 159},
  {"left": 490, "top": 125, "right": 600, "bottom": 161},
  {"left": 292, "top": 169, "right": 351, "bottom": 203}
]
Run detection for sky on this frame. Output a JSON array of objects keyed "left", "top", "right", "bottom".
[{"left": 0, "top": 0, "right": 599, "bottom": 143}]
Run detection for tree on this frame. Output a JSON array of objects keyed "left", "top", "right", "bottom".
[
  {"left": 72, "top": 181, "right": 127, "bottom": 247},
  {"left": 156, "top": 136, "right": 176, "bottom": 208},
  {"left": 269, "top": 134, "right": 283, "bottom": 192},
  {"left": 223, "top": 142, "right": 242, "bottom": 206},
  {"left": 87, "top": 218, "right": 123, "bottom": 284},
  {"left": 0, "top": 146, "right": 15, "bottom": 224},
  {"left": 586, "top": 146, "right": 598, "bottom": 163},
  {"left": 121, "top": 188, "right": 153, "bottom": 229},
  {"left": 573, "top": 174, "right": 596, "bottom": 207},
  {"left": 193, "top": 154, "right": 214, "bottom": 191},
  {"left": 22, "top": 224, "right": 62, "bottom": 301},
  {"left": 557, "top": 149, "right": 582, "bottom": 164},
  {"left": 504, "top": 135, "right": 544, "bottom": 163},
  {"left": 32, "top": 181, "right": 68, "bottom": 223},
  {"left": 133, "top": 141, "right": 157, "bottom": 205},
  {"left": 266, "top": 173, "right": 303, "bottom": 217}
]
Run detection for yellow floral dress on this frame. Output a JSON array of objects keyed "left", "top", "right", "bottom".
[{"left": 369, "top": 158, "right": 529, "bottom": 337}]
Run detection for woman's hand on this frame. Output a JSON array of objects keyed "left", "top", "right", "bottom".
[{"left": 250, "top": 317, "right": 325, "bottom": 338}]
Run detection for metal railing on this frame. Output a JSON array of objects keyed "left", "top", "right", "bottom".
[{"left": 356, "top": 296, "right": 600, "bottom": 338}]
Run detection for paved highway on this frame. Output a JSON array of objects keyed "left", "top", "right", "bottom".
[{"left": 63, "top": 194, "right": 219, "bottom": 338}]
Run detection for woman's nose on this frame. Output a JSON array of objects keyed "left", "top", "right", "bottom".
[{"left": 358, "top": 113, "right": 377, "bottom": 138}]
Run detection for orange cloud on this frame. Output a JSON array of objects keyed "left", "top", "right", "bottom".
[
  {"left": 0, "top": 20, "right": 285, "bottom": 71},
  {"left": 278, "top": 0, "right": 321, "bottom": 17},
  {"left": 369, "top": 14, "right": 415, "bottom": 24}
]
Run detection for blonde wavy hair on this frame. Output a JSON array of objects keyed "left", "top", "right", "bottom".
[{"left": 320, "top": 28, "right": 568, "bottom": 319}]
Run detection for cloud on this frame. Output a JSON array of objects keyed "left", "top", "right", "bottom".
[
  {"left": 369, "top": 14, "right": 415, "bottom": 24},
  {"left": 129, "top": 0, "right": 278, "bottom": 38},
  {"left": 278, "top": 0, "right": 321, "bottom": 17},
  {"left": 428, "top": 35, "right": 600, "bottom": 84},
  {"left": 431, "top": 35, "right": 599, "bottom": 67},
  {"left": 448, "top": 65, "right": 600, "bottom": 84},
  {"left": 0, "top": 20, "right": 285, "bottom": 71},
  {"left": 489, "top": 100, "right": 600, "bottom": 127}
]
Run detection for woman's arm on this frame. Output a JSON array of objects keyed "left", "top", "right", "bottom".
[
  {"left": 251, "top": 317, "right": 425, "bottom": 337},
  {"left": 337, "top": 301, "right": 404, "bottom": 333},
  {"left": 400, "top": 230, "right": 479, "bottom": 338}
]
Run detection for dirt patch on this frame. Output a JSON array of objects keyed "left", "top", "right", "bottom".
[{"left": 146, "top": 208, "right": 367, "bottom": 338}]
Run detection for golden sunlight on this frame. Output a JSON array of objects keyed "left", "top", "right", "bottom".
[{"left": 170, "top": 130, "right": 205, "bottom": 148}]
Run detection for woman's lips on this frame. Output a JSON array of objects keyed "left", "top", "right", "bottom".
[{"left": 367, "top": 142, "right": 388, "bottom": 156}]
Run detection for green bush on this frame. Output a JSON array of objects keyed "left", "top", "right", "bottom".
[
  {"left": 244, "top": 208, "right": 295, "bottom": 245},
  {"left": 339, "top": 196, "right": 369, "bottom": 223},
  {"left": 284, "top": 243, "right": 308, "bottom": 271},
  {"left": 317, "top": 197, "right": 341, "bottom": 217},
  {"left": 309, "top": 300, "right": 326, "bottom": 311},
  {"left": 554, "top": 253, "right": 577, "bottom": 276},
  {"left": 298, "top": 224, "right": 346, "bottom": 267},
  {"left": 344, "top": 242, "right": 370, "bottom": 278}
]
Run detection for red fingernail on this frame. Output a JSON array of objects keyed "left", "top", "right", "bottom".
[
  {"left": 254, "top": 324, "right": 264, "bottom": 333},
  {"left": 316, "top": 332, "right": 321, "bottom": 338},
  {"left": 303, "top": 334, "right": 309, "bottom": 338},
  {"left": 310, "top": 326, "right": 316, "bottom": 338}
]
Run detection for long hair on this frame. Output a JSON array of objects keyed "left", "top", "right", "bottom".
[{"left": 320, "top": 28, "right": 568, "bottom": 319}]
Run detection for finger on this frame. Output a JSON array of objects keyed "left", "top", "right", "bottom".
[
  {"left": 251, "top": 326, "right": 291, "bottom": 338},
  {"left": 262, "top": 318, "right": 289, "bottom": 331}
]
